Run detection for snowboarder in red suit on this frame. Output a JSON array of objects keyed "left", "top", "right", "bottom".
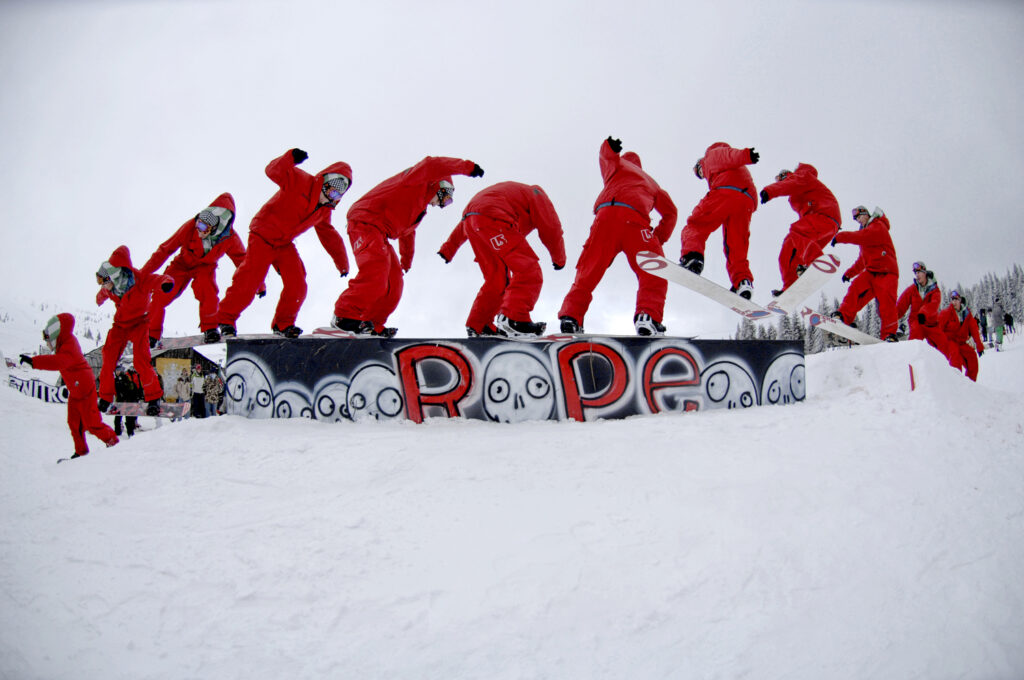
[
  {"left": 19, "top": 314, "right": 119, "bottom": 459},
  {"left": 679, "top": 142, "right": 759, "bottom": 299},
  {"left": 558, "top": 137, "right": 678, "bottom": 336},
  {"left": 438, "top": 181, "right": 567, "bottom": 337},
  {"left": 759, "top": 163, "right": 841, "bottom": 294},
  {"left": 896, "top": 261, "right": 960, "bottom": 369},
  {"left": 142, "top": 192, "right": 261, "bottom": 345},
  {"left": 833, "top": 206, "right": 900, "bottom": 341},
  {"left": 96, "top": 245, "right": 174, "bottom": 415},
  {"left": 939, "top": 290, "right": 984, "bottom": 381},
  {"left": 332, "top": 155, "right": 484, "bottom": 335},
  {"left": 217, "top": 149, "right": 352, "bottom": 339}
]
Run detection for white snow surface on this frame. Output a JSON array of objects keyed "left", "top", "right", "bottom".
[{"left": 1, "top": 317, "right": 1023, "bottom": 679}]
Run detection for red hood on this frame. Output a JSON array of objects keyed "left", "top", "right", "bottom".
[
  {"left": 208, "top": 192, "right": 235, "bottom": 212},
  {"left": 56, "top": 312, "right": 75, "bottom": 347},
  {"left": 705, "top": 142, "right": 729, "bottom": 154},
  {"left": 107, "top": 245, "right": 135, "bottom": 270},
  {"left": 622, "top": 151, "right": 642, "bottom": 168},
  {"left": 794, "top": 162, "right": 818, "bottom": 178}
]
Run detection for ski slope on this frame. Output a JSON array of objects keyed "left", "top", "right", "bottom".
[{"left": 1, "top": 324, "right": 1022, "bottom": 679}]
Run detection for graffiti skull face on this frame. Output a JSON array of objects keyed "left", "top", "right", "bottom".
[
  {"left": 223, "top": 356, "right": 273, "bottom": 418},
  {"left": 482, "top": 350, "right": 555, "bottom": 423},
  {"left": 313, "top": 379, "right": 350, "bottom": 422},
  {"left": 273, "top": 385, "right": 313, "bottom": 419},
  {"left": 761, "top": 352, "right": 806, "bottom": 405},
  {"left": 702, "top": 360, "right": 757, "bottom": 409},
  {"left": 347, "top": 364, "right": 404, "bottom": 422}
]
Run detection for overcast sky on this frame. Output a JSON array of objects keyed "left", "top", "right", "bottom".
[{"left": 2, "top": 0, "right": 1022, "bottom": 338}]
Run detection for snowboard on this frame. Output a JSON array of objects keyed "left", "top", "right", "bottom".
[
  {"left": 152, "top": 333, "right": 280, "bottom": 350},
  {"left": 767, "top": 253, "right": 843, "bottom": 314},
  {"left": 108, "top": 401, "right": 192, "bottom": 418},
  {"left": 635, "top": 251, "right": 775, "bottom": 320},
  {"left": 797, "top": 307, "right": 882, "bottom": 345}
]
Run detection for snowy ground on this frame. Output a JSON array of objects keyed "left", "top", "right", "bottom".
[{"left": 1, "top": 326, "right": 1022, "bottom": 679}]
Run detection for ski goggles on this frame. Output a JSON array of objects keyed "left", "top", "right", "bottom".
[
  {"left": 775, "top": 169, "right": 792, "bottom": 182},
  {"left": 323, "top": 174, "right": 350, "bottom": 203},
  {"left": 196, "top": 210, "right": 219, "bottom": 233},
  {"left": 912, "top": 261, "right": 927, "bottom": 273},
  {"left": 436, "top": 180, "right": 455, "bottom": 208},
  {"left": 851, "top": 206, "right": 870, "bottom": 220},
  {"left": 949, "top": 290, "right": 961, "bottom": 300}
]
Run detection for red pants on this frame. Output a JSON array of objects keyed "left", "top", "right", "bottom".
[
  {"left": 778, "top": 214, "right": 839, "bottom": 287},
  {"left": 680, "top": 188, "right": 755, "bottom": 286},
  {"left": 838, "top": 271, "right": 899, "bottom": 337},
  {"left": 68, "top": 393, "right": 118, "bottom": 455},
  {"left": 333, "top": 222, "right": 403, "bottom": 331},
  {"left": 148, "top": 265, "right": 220, "bottom": 339},
  {"left": 559, "top": 206, "right": 668, "bottom": 324},
  {"left": 910, "top": 322, "right": 962, "bottom": 371},
  {"left": 950, "top": 342, "right": 980, "bottom": 381},
  {"left": 218, "top": 234, "right": 307, "bottom": 330},
  {"left": 99, "top": 318, "right": 162, "bottom": 402},
  {"left": 463, "top": 214, "right": 543, "bottom": 328}
]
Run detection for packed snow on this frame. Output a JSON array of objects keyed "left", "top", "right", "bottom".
[{"left": 1, "top": 308, "right": 1022, "bottom": 679}]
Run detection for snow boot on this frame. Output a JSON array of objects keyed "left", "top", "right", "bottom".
[
  {"left": 731, "top": 279, "right": 753, "bottom": 300},
  {"left": 272, "top": 325, "right": 303, "bottom": 339},
  {"left": 559, "top": 316, "right": 583, "bottom": 334},
  {"left": 884, "top": 334, "right": 899, "bottom": 343},
  {"left": 218, "top": 324, "right": 237, "bottom": 338},
  {"left": 634, "top": 313, "right": 666, "bottom": 337},
  {"left": 148, "top": 336, "right": 160, "bottom": 349},
  {"left": 680, "top": 251, "right": 704, "bottom": 275},
  {"left": 371, "top": 326, "right": 398, "bottom": 338},
  {"left": 330, "top": 316, "right": 368, "bottom": 333},
  {"left": 495, "top": 314, "right": 546, "bottom": 337},
  {"left": 467, "top": 324, "right": 500, "bottom": 337},
  {"left": 203, "top": 328, "right": 221, "bottom": 344},
  {"left": 146, "top": 399, "right": 161, "bottom": 417}
]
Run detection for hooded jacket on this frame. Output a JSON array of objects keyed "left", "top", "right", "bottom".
[
  {"left": 455, "top": 181, "right": 567, "bottom": 267},
  {"left": 939, "top": 304, "right": 983, "bottom": 351},
  {"left": 347, "top": 156, "right": 477, "bottom": 269},
  {"left": 250, "top": 150, "right": 351, "bottom": 274},
  {"left": 698, "top": 142, "right": 757, "bottom": 203},
  {"left": 29, "top": 313, "right": 97, "bottom": 400},
  {"left": 593, "top": 139, "right": 677, "bottom": 244},
  {"left": 761, "top": 163, "right": 841, "bottom": 225},
  {"left": 96, "top": 246, "right": 173, "bottom": 327},
  {"left": 896, "top": 272, "right": 941, "bottom": 327},
  {"left": 835, "top": 213, "right": 898, "bottom": 278},
  {"left": 141, "top": 193, "right": 248, "bottom": 276}
]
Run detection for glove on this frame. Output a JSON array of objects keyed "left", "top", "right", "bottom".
[
  {"left": 469, "top": 164, "right": 485, "bottom": 178},
  {"left": 607, "top": 137, "right": 623, "bottom": 153},
  {"left": 257, "top": 288, "right": 267, "bottom": 299},
  {"left": 841, "top": 274, "right": 851, "bottom": 283},
  {"left": 831, "top": 237, "right": 837, "bottom": 248},
  {"left": 553, "top": 262, "right": 564, "bottom": 271},
  {"left": 291, "top": 148, "right": 308, "bottom": 164},
  {"left": 438, "top": 252, "right": 450, "bottom": 264},
  {"left": 749, "top": 148, "right": 759, "bottom": 164},
  {"left": 160, "top": 281, "right": 174, "bottom": 293},
  {"left": 340, "top": 271, "right": 348, "bottom": 278},
  {"left": 19, "top": 354, "right": 32, "bottom": 367},
  {"left": 978, "top": 348, "right": 984, "bottom": 357},
  {"left": 759, "top": 189, "right": 770, "bottom": 204},
  {"left": 917, "top": 313, "right": 926, "bottom": 324}
]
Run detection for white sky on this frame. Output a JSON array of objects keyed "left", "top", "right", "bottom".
[{"left": 2, "top": 0, "right": 1022, "bottom": 338}]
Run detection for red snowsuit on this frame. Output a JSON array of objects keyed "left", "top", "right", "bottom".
[
  {"left": 142, "top": 192, "right": 253, "bottom": 339},
  {"left": 439, "top": 182, "right": 566, "bottom": 331},
  {"left": 30, "top": 313, "right": 118, "bottom": 455},
  {"left": 761, "top": 163, "right": 841, "bottom": 288},
  {"left": 896, "top": 275, "right": 959, "bottom": 369},
  {"left": 939, "top": 304, "right": 984, "bottom": 381},
  {"left": 217, "top": 151, "right": 351, "bottom": 330},
  {"left": 680, "top": 143, "right": 758, "bottom": 287},
  {"left": 559, "top": 140, "right": 678, "bottom": 326},
  {"left": 334, "top": 156, "right": 477, "bottom": 331},
  {"left": 835, "top": 214, "right": 899, "bottom": 337},
  {"left": 96, "top": 246, "right": 173, "bottom": 403}
]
